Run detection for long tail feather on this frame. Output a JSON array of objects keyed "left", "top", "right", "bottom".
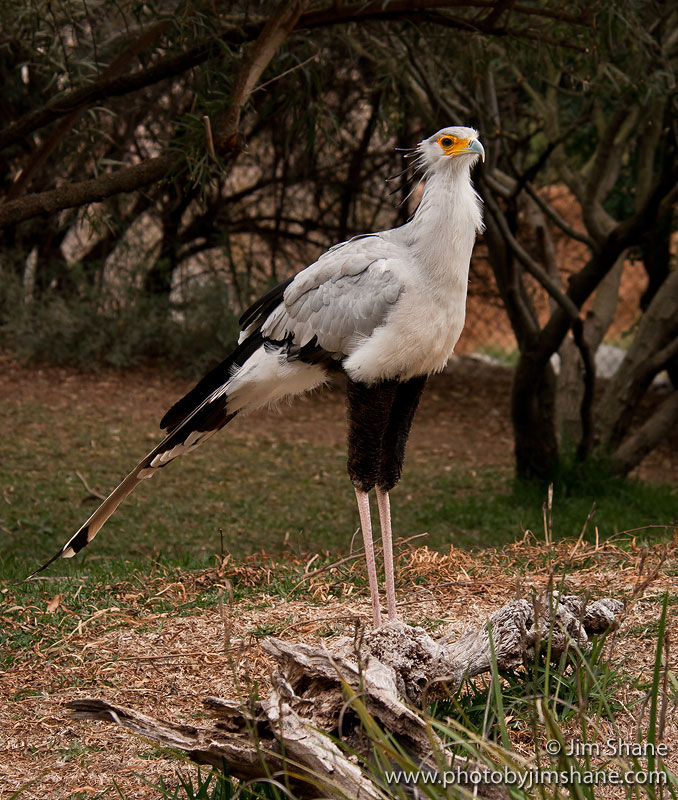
[
  {"left": 27, "top": 463, "right": 150, "bottom": 578},
  {"left": 27, "top": 382, "right": 238, "bottom": 579}
]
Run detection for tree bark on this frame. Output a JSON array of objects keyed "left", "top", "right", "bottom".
[
  {"left": 640, "top": 206, "right": 677, "bottom": 387},
  {"left": 512, "top": 353, "right": 560, "bottom": 480},
  {"left": 611, "top": 391, "right": 678, "bottom": 476},
  {"left": 0, "top": 154, "right": 175, "bottom": 229},
  {"left": 595, "top": 269, "right": 678, "bottom": 459},
  {"left": 557, "top": 254, "right": 625, "bottom": 446}
]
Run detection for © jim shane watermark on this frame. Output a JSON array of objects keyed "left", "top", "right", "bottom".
[
  {"left": 546, "top": 738, "right": 670, "bottom": 758},
  {"left": 384, "top": 738, "right": 670, "bottom": 790}
]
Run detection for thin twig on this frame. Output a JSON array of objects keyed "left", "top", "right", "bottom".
[
  {"left": 75, "top": 470, "right": 106, "bottom": 501},
  {"left": 524, "top": 182, "right": 595, "bottom": 247},
  {"left": 483, "top": 190, "right": 582, "bottom": 322},
  {"left": 105, "top": 650, "right": 238, "bottom": 662},
  {"left": 203, "top": 115, "right": 216, "bottom": 160},
  {"left": 568, "top": 503, "right": 596, "bottom": 561},
  {"left": 254, "top": 50, "right": 319, "bottom": 91},
  {"left": 277, "top": 613, "right": 362, "bottom": 637},
  {"left": 45, "top": 606, "right": 123, "bottom": 652}
]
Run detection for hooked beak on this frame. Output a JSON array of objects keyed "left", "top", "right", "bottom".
[{"left": 466, "top": 138, "right": 485, "bottom": 162}]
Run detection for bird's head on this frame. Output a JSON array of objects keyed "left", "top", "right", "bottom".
[{"left": 417, "top": 126, "right": 485, "bottom": 172}]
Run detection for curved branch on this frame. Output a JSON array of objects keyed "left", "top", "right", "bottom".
[
  {"left": 484, "top": 189, "right": 597, "bottom": 454},
  {"left": 647, "top": 335, "right": 678, "bottom": 376},
  {"left": 0, "top": 155, "right": 174, "bottom": 228},
  {"left": 299, "top": 0, "right": 590, "bottom": 30},
  {"left": 483, "top": 190, "right": 581, "bottom": 321},
  {"left": 611, "top": 391, "right": 678, "bottom": 477},
  {"left": 614, "top": 164, "right": 678, "bottom": 249},
  {"left": 0, "top": 1, "right": 307, "bottom": 230},
  {"left": 595, "top": 269, "right": 678, "bottom": 451},
  {"left": 481, "top": 170, "right": 514, "bottom": 199},
  {"left": 6, "top": 12, "right": 186, "bottom": 200},
  {"left": 212, "top": 0, "right": 307, "bottom": 152},
  {"left": 524, "top": 182, "right": 595, "bottom": 248},
  {"left": 1, "top": 1, "right": 591, "bottom": 152},
  {"left": 0, "top": 0, "right": 598, "bottom": 227},
  {"left": 535, "top": 160, "right": 678, "bottom": 373},
  {"left": 571, "top": 320, "right": 596, "bottom": 462},
  {"left": 0, "top": 42, "right": 219, "bottom": 152}
]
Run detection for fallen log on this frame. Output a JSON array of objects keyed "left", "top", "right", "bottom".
[{"left": 68, "top": 593, "right": 623, "bottom": 798}]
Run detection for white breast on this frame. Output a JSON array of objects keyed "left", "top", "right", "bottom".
[
  {"left": 342, "top": 170, "right": 480, "bottom": 383},
  {"left": 343, "top": 280, "right": 467, "bottom": 382}
]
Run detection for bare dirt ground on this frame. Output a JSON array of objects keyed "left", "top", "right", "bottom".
[
  {"left": 1, "top": 360, "right": 677, "bottom": 799},
  {"left": 1, "top": 355, "right": 675, "bottom": 481},
  {"left": 0, "top": 355, "right": 514, "bottom": 469}
]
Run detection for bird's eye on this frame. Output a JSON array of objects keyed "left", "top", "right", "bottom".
[{"left": 438, "top": 135, "right": 457, "bottom": 150}]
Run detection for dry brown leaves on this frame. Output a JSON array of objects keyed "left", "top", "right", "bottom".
[{"left": 2, "top": 535, "right": 677, "bottom": 799}]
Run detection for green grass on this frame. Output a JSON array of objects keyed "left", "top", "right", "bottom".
[
  {"left": 348, "top": 604, "right": 676, "bottom": 800},
  {"left": 476, "top": 345, "right": 520, "bottom": 366},
  {"left": 1, "top": 376, "right": 676, "bottom": 673},
  {"left": 362, "top": 597, "right": 676, "bottom": 800},
  {"left": 404, "top": 464, "right": 677, "bottom": 550},
  {"left": 114, "top": 766, "right": 286, "bottom": 800},
  {"left": 2, "top": 395, "right": 676, "bottom": 584}
]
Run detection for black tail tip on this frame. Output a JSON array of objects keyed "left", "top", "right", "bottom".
[
  {"left": 68, "top": 524, "right": 91, "bottom": 556},
  {"left": 25, "top": 524, "right": 91, "bottom": 581},
  {"left": 25, "top": 547, "right": 65, "bottom": 581}
]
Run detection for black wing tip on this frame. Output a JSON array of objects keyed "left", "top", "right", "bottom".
[
  {"left": 160, "top": 331, "right": 264, "bottom": 433},
  {"left": 161, "top": 279, "right": 293, "bottom": 434},
  {"left": 25, "top": 524, "right": 91, "bottom": 581},
  {"left": 159, "top": 406, "right": 176, "bottom": 431},
  {"left": 67, "top": 524, "right": 91, "bottom": 555},
  {"left": 238, "top": 275, "right": 294, "bottom": 329}
]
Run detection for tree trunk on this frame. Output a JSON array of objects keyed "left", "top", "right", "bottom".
[
  {"left": 512, "top": 352, "right": 560, "bottom": 480},
  {"left": 480, "top": 184, "right": 563, "bottom": 482},
  {"left": 557, "top": 254, "right": 625, "bottom": 446},
  {"left": 144, "top": 183, "right": 193, "bottom": 302},
  {"left": 640, "top": 206, "right": 677, "bottom": 388},
  {"left": 611, "top": 391, "right": 678, "bottom": 476},
  {"left": 595, "top": 268, "right": 678, "bottom": 467}
]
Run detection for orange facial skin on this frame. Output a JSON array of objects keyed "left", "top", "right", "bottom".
[{"left": 436, "top": 134, "right": 472, "bottom": 157}]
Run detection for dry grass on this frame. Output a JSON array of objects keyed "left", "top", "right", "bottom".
[{"left": 2, "top": 534, "right": 677, "bottom": 799}]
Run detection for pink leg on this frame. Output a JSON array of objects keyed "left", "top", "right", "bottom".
[
  {"left": 376, "top": 488, "right": 397, "bottom": 620},
  {"left": 354, "top": 488, "right": 382, "bottom": 627}
]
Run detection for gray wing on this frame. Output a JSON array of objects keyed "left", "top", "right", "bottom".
[{"left": 260, "top": 234, "right": 405, "bottom": 356}]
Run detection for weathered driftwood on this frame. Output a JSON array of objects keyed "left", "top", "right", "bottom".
[{"left": 68, "top": 593, "right": 623, "bottom": 798}]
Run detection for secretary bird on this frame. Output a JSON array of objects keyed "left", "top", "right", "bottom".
[{"left": 32, "top": 126, "right": 484, "bottom": 627}]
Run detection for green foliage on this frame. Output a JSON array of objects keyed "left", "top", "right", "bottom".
[
  {"left": 0, "top": 271, "right": 240, "bottom": 375},
  {"left": 115, "top": 765, "right": 285, "bottom": 800},
  {"left": 431, "top": 631, "right": 624, "bottom": 738}
]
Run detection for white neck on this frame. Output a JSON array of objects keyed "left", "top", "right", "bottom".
[{"left": 404, "top": 163, "right": 483, "bottom": 286}]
